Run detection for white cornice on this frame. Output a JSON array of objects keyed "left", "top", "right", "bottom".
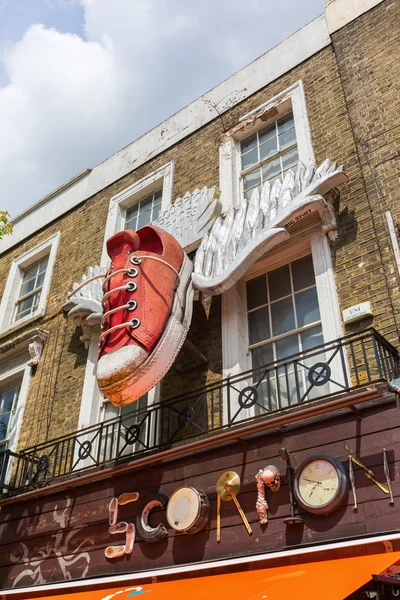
[{"left": 325, "top": 0, "right": 385, "bottom": 34}]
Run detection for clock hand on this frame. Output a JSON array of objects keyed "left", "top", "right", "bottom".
[
  {"left": 309, "top": 484, "right": 318, "bottom": 498},
  {"left": 303, "top": 478, "right": 322, "bottom": 484}
]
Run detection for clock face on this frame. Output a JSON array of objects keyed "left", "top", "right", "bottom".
[
  {"left": 298, "top": 459, "right": 339, "bottom": 507},
  {"left": 294, "top": 454, "right": 347, "bottom": 515}
]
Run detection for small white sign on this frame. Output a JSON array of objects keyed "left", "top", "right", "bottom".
[{"left": 342, "top": 301, "right": 373, "bottom": 324}]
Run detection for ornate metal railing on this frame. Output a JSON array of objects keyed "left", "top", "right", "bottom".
[{"left": 1, "top": 328, "right": 398, "bottom": 498}]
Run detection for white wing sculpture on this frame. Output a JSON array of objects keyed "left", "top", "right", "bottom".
[
  {"left": 192, "top": 159, "right": 348, "bottom": 295},
  {"left": 62, "top": 265, "right": 106, "bottom": 326},
  {"left": 156, "top": 186, "right": 221, "bottom": 250}
]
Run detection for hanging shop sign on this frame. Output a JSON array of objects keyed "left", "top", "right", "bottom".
[{"left": 65, "top": 159, "right": 348, "bottom": 408}]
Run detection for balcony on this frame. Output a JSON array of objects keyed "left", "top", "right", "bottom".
[{"left": 1, "top": 328, "right": 398, "bottom": 499}]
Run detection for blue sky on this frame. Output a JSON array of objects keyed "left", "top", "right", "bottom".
[{"left": 0, "top": 0, "right": 327, "bottom": 218}]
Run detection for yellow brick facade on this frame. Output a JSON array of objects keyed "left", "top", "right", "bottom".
[{"left": 0, "top": 0, "right": 398, "bottom": 451}]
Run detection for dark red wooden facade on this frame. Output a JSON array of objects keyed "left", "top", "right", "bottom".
[{"left": 1, "top": 392, "right": 399, "bottom": 591}]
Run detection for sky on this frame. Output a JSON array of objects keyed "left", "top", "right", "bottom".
[{"left": 0, "top": 0, "right": 327, "bottom": 219}]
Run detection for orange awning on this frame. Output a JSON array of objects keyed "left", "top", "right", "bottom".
[{"left": 27, "top": 552, "right": 400, "bottom": 600}]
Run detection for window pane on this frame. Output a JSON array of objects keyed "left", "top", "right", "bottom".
[
  {"left": 301, "top": 324, "right": 323, "bottom": 352},
  {"left": 103, "top": 401, "right": 119, "bottom": 421},
  {"left": 20, "top": 277, "right": 37, "bottom": 297},
  {"left": 36, "top": 272, "right": 46, "bottom": 288},
  {"left": 260, "top": 138, "right": 278, "bottom": 162},
  {"left": 279, "top": 127, "right": 296, "bottom": 152},
  {"left": 268, "top": 264, "right": 291, "bottom": 301},
  {"left": 262, "top": 157, "right": 281, "bottom": 182},
  {"left": 241, "top": 148, "right": 258, "bottom": 170},
  {"left": 126, "top": 205, "right": 138, "bottom": 221},
  {"left": 139, "top": 195, "right": 152, "bottom": 212},
  {"left": 282, "top": 147, "right": 298, "bottom": 171},
  {"left": 241, "top": 133, "right": 257, "bottom": 154},
  {"left": 23, "top": 263, "right": 39, "bottom": 281},
  {"left": 2, "top": 389, "right": 16, "bottom": 413},
  {"left": 296, "top": 287, "right": 320, "bottom": 327},
  {"left": 152, "top": 203, "right": 161, "bottom": 222},
  {"left": 154, "top": 189, "right": 163, "bottom": 202},
  {"left": 246, "top": 275, "right": 267, "bottom": 310},
  {"left": 243, "top": 168, "right": 261, "bottom": 191},
  {"left": 248, "top": 307, "right": 270, "bottom": 345},
  {"left": 258, "top": 124, "right": 276, "bottom": 145},
  {"left": 15, "top": 295, "right": 35, "bottom": 319},
  {"left": 125, "top": 204, "right": 138, "bottom": 230},
  {"left": 275, "top": 333, "right": 299, "bottom": 360},
  {"left": 292, "top": 255, "right": 315, "bottom": 291},
  {"left": 251, "top": 343, "right": 274, "bottom": 370},
  {"left": 278, "top": 372, "right": 300, "bottom": 408},
  {"left": 271, "top": 296, "right": 295, "bottom": 336},
  {"left": 138, "top": 209, "right": 152, "bottom": 229},
  {"left": 38, "top": 259, "right": 48, "bottom": 274},
  {"left": 278, "top": 113, "right": 294, "bottom": 133},
  {"left": 0, "top": 413, "right": 10, "bottom": 441}
]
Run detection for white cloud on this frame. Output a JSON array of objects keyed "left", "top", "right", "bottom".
[{"left": 0, "top": 0, "right": 326, "bottom": 217}]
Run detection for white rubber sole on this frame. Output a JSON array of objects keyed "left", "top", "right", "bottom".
[{"left": 99, "top": 253, "right": 194, "bottom": 407}]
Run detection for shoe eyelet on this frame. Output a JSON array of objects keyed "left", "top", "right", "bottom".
[
  {"left": 127, "top": 300, "right": 137, "bottom": 311},
  {"left": 130, "top": 318, "right": 141, "bottom": 329},
  {"left": 127, "top": 268, "right": 138, "bottom": 278},
  {"left": 130, "top": 256, "right": 142, "bottom": 265},
  {"left": 126, "top": 281, "right": 137, "bottom": 292}
]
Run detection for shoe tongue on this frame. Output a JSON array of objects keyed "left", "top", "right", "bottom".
[{"left": 107, "top": 230, "right": 140, "bottom": 260}]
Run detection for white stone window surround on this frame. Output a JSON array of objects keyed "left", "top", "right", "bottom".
[
  {"left": 221, "top": 226, "right": 343, "bottom": 383},
  {"left": 0, "top": 354, "right": 32, "bottom": 487},
  {"left": 100, "top": 161, "right": 174, "bottom": 266},
  {"left": 0, "top": 359, "right": 31, "bottom": 452},
  {"left": 78, "top": 164, "right": 174, "bottom": 432},
  {"left": 219, "top": 81, "right": 315, "bottom": 213},
  {"left": 0, "top": 232, "right": 60, "bottom": 339}
]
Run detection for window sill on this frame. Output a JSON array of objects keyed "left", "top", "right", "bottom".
[{"left": 0, "top": 309, "right": 45, "bottom": 341}]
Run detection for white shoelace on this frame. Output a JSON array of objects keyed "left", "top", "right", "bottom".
[{"left": 69, "top": 254, "right": 180, "bottom": 342}]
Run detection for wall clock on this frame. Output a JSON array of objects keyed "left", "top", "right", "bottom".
[{"left": 293, "top": 454, "right": 347, "bottom": 515}]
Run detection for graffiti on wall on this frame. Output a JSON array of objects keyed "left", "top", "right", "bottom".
[{"left": 10, "top": 495, "right": 93, "bottom": 588}]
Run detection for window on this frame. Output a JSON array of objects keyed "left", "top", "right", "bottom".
[
  {"left": 245, "top": 254, "right": 328, "bottom": 409},
  {"left": 0, "top": 384, "right": 21, "bottom": 454},
  {"left": 218, "top": 81, "right": 314, "bottom": 213},
  {"left": 125, "top": 189, "right": 163, "bottom": 231},
  {"left": 14, "top": 257, "right": 49, "bottom": 322},
  {"left": 0, "top": 232, "right": 60, "bottom": 336},
  {"left": 240, "top": 112, "right": 298, "bottom": 200},
  {"left": 246, "top": 255, "right": 322, "bottom": 368},
  {"left": 101, "top": 394, "right": 149, "bottom": 456},
  {"left": 101, "top": 162, "right": 174, "bottom": 265}
]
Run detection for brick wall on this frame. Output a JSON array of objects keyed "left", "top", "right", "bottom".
[
  {"left": 331, "top": 0, "right": 400, "bottom": 347},
  {"left": 0, "top": 0, "right": 399, "bottom": 448}
]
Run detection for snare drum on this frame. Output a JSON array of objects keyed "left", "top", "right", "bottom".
[{"left": 166, "top": 486, "right": 210, "bottom": 535}]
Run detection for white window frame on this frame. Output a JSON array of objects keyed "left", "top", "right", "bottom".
[
  {"left": 0, "top": 360, "right": 31, "bottom": 454},
  {"left": 222, "top": 226, "right": 343, "bottom": 387},
  {"left": 0, "top": 355, "right": 32, "bottom": 489},
  {"left": 219, "top": 80, "right": 314, "bottom": 213},
  {"left": 100, "top": 161, "right": 174, "bottom": 266},
  {"left": 79, "top": 165, "right": 174, "bottom": 433},
  {"left": 0, "top": 232, "right": 60, "bottom": 338}
]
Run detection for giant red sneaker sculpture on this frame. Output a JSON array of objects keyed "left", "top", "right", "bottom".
[{"left": 97, "top": 225, "right": 193, "bottom": 406}]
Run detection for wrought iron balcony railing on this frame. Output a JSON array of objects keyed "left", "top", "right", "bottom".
[{"left": 1, "top": 328, "right": 398, "bottom": 498}]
